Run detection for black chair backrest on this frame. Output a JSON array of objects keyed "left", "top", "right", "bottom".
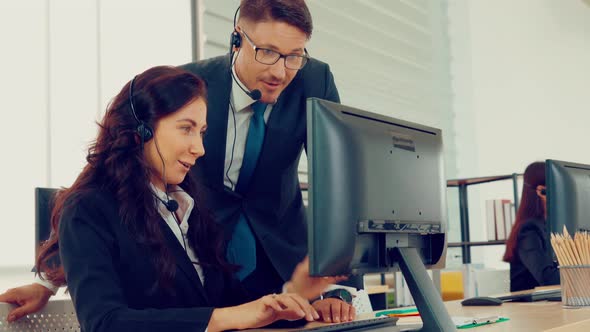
[{"left": 35, "top": 187, "right": 58, "bottom": 259}]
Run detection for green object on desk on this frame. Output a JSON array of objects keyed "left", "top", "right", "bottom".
[
  {"left": 375, "top": 307, "right": 419, "bottom": 317},
  {"left": 456, "top": 317, "right": 509, "bottom": 329}
]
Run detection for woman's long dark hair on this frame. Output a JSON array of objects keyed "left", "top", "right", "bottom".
[
  {"left": 36, "top": 66, "right": 233, "bottom": 291},
  {"left": 503, "top": 161, "right": 546, "bottom": 262}
]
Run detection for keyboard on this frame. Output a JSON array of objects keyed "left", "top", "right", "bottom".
[
  {"left": 498, "top": 289, "right": 561, "bottom": 302},
  {"left": 298, "top": 316, "right": 398, "bottom": 332}
]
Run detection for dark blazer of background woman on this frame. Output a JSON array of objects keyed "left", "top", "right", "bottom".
[{"left": 508, "top": 218, "right": 559, "bottom": 292}]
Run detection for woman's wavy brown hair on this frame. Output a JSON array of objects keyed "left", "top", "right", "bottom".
[{"left": 36, "top": 66, "right": 234, "bottom": 293}]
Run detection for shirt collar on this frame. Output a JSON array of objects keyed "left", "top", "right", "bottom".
[
  {"left": 151, "top": 183, "right": 174, "bottom": 204},
  {"left": 231, "top": 53, "right": 258, "bottom": 112}
]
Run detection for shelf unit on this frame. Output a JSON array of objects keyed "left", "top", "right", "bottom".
[{"left": 446, "top": 173, "right": 522, "bottom": 264}]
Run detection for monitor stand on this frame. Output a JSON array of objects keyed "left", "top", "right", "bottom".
[{"left": 391, "top": 247, "right": 455, "bottom": 332}]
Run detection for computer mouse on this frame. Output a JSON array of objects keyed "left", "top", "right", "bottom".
[{"left": 461, "top": 296, "right": 504, "bottom": 306}]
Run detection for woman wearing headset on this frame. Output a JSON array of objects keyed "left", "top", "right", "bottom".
[
  {"left": 32, "top": 66, "right": 338, "bottom": 332},
  {"left": 503, "top": 161, "right": 560, "bottom": 292}
]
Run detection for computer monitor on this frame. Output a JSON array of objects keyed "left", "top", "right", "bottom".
[
  {"left": 306, "top": 98, "right": 453, "bottom": 331},
  {"left": 546, "top": 160, "right": 590, "bottom": 242}
]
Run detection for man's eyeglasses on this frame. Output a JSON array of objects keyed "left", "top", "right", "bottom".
[{"left": 240, "top": 29, "right": 309, "bottom": 70}]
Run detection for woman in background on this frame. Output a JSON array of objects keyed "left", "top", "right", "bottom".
[
  {"left": 503, "top": 161, "right": 560, "bottom": 292},
  {"left": 33, "top": 66, "right": 334, "bottom": 332}
]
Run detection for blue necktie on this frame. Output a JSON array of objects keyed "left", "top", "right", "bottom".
[
  {"left": 235, "top": 101, "right": 267, "bottom": 193},
  {"left": 227, "top": 101, "right": 267, "bottom": 280}
]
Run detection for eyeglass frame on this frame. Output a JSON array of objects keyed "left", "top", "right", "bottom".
[{"left": 239, "top": 28, "right": 310, "bottom": 70}]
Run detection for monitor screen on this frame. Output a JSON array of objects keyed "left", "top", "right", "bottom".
[
  {"left": 546, "top": 160, "right": 590, "bottom": 240},
  {"left": 306, "top": 98, "right": 447, "bottom": 276}
]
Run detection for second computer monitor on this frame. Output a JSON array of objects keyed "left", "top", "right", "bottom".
[{"left": 546, "top": 160, "right": 590, "bottom": 240}]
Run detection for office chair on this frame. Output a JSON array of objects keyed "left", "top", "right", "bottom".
[{"left": 35, "top": 187, "right": 58, "bottom": 261}]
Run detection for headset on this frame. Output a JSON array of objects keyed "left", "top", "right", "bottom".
[
  {"left": 228, "top": 6, "right": 262, "bottom": 101},
  {"left": 129, "top": 75, "right": 201, "bottom": 270},
  {"left": 524, "top": 182, "right": 546, "bottom": 196},
  {"left": 128, "top": 75, "right": 179, "bottom": 213},
  {"left": 229, "top": 6, "right": 242, "bottom": 53},
  {"left": 225, "top": 5, "right": 262, "bottom": 189},
  {"left": 128, "top": 76, "right": 154, "bottom": 143}
]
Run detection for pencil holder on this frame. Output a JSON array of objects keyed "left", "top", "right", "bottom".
[{"left": 559, "top": 265, "right": 590, "bottom": 306}]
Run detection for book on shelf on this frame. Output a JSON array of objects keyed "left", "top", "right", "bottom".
[
  {"left": 485, "top": 199, "right": 515, "bottom": 241},
  {"left": 494, "top": 199, "right": 507, "bottom": 240},
  {"left": 486, "top": 200, "right": 496, "bottom": 241},
  {"left": 503, "top": 201, "right": 515, "bottom": 238}
]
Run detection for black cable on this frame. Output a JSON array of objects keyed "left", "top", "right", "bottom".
[
  {"left": 230, "top": 50, "right": 262, "bottom": 100},
  {"left": 153, "top": 135, "right": 178, "bottom": 212},
  {"left": 170, "top": 202, "right": 200, "bottom": 266},
  {"left": 225, "top": 100, "right": 238, "bottom": 189}
]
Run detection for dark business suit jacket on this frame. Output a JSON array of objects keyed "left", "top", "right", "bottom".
[
  {"left": 180, "top": 55, "right": 340, "bottom": 289},
  {"left": 59, "top": 188, "right": 250, "bottom": 332},
  {"left": 510, "top": 218, "right": 560, "bottom": 292}
]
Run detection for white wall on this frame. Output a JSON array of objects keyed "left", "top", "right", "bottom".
[
  {"left": 449, "top": 0, "right": 590, "bottom": 268},
  {"left": 1, "top": 0, "right": 457, "bottom": 269},
  {"left": 0, "top": 1, "right": 49, "bottom": 267},
  {"left": 0, "top": 0, "right": 192, "bottom": 268}
]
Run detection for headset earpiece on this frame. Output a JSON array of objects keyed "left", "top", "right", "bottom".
[
  {"left": 230, "top": 30, "right": 242, "bottom": 50},
  {"left": 129, "top": 75, "right": 154, "bottom": 143},
  {"left": 229, "top": 6, "right": 241, "bottom": 53},
  {"left": 136, "top": 122, "right": 153, "bottom": 142}
]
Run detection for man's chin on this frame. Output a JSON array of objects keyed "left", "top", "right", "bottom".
[{"left": 260, "top": 94, "right": 280, "bottom": 104}]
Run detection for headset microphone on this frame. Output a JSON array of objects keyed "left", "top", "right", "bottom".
[
  {"left": 153, "top": 193, "right": 179, "bottom": 212},
  {"left": 165, "top": 199, "right": 179, "bottom": 212},
  {"left": 249, "top": 88, "right": 262, "bottom": 100},
  {"left": 231, "top": 71, "right": 261, "bottom": 100}
]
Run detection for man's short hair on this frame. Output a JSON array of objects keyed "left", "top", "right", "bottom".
[{"left": 239, "top": 0, "right": 313, "bottom": 39}]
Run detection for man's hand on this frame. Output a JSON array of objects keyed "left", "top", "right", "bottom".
[
  {"left": 0, "top": 283, "right": 53, "bottom": 322},
  {"left": 208, "top": 293, "right": 320, "bottom": 331},
  {"left": 312, "top": 298, "right": 356, "bottom": 323},
  {"left": 286, "top": 256, "right": 348, "bottom": 300}
]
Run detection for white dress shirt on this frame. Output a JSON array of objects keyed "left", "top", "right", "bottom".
[
  {"left": 223, "top": 64, "right": 273, "bottom": 190},
  {"left": 153, "top": 184, "right": 205, "bottom": 284}
]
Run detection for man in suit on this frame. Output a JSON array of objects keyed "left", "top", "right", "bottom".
[
  {"left": 0, "top": 0, "right": 355, "bottom": 323},
  {"left": 180, "top": 0, "right": 354, "bottom": 322}
]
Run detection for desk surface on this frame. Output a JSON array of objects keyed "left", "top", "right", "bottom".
[
  {"left": 258, "top": 299, "right": 590, "bottom": 331},
  {"left": 442, "top": 300, "right": 590, "bottom": 331},
  {"left": 3, "top": 271, "right": 589, "bottom": 331}
]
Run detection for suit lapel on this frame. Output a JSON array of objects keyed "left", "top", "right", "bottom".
[
  {"left": 202, "top": 268, "right": 226, "bottom": 307},
  {"left": 158, "top": 221, "right": 210, "bottom": 304},
  {"left": 202, "top": 57, "right": 232, "bottom": 188},
  {"left": 255, "top": 79, "right": 304, "bottom": 176}
]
